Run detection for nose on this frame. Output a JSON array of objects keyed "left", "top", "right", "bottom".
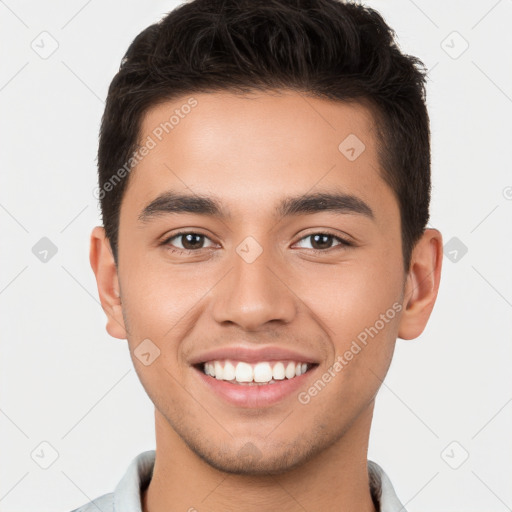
[{"left": 211, "top": 241, "right": 297, "bottom": 331}]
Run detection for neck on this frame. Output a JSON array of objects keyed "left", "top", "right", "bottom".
[{"left": 143, "top": 403, "right": 377, "bottom": 512}]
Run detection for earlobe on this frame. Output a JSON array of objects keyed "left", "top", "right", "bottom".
[
  {"left": 89, "top": 226, "right": 127, "bottom": 340},
  {"left": 398, "top": 228, "right": 443, "bottom": 340}
]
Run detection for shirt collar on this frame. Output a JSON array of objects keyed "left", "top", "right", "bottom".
[{"left": 113, "top": 450, "right": 407, "bottom": 512}]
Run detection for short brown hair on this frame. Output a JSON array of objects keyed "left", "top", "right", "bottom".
[{"left": 98, "top": 0, "right": 431, "bottom": 271}]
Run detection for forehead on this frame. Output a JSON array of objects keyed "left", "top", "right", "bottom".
[
  {"left": 122, "top": 90, "right": 397, "bottom": 225},
  {"left": 139, "top": 90, "right": 379, "bottom": 163}
]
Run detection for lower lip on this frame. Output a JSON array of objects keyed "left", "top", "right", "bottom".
[{"left": 193, "top": 365, "right": 318, "bottom": 408}]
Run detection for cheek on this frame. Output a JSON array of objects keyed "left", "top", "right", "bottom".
[
  {"left": 120, "top": 263, "right": 216, "bottom": 343},
  {"left": 295, "top": 260, "right": 404, "bottom": 393},
  {"left": 119, "top": 270, "right": 198, "bottom": 397},
  {"left": 297, "top": 260, "right": 403, "bottom": 339}
]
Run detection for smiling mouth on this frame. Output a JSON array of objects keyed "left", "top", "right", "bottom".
[{"left": 194, "top": 359, "right": 319, "bottom": 385}]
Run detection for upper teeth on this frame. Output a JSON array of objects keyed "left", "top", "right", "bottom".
[{"left": 203, "top": 360, "right": 310, "bottom": 383}]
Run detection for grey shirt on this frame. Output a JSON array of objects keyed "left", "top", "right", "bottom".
[{"left": 69, "top": 450, "right": 407, "bottom": 512}]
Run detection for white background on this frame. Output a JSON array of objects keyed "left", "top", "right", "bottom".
[{"left": 1, "top": 1, "right": 511, "bottom": 511}]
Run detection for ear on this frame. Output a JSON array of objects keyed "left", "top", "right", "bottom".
[
  {"left": 89, "top": 226, "right": 127, "bottom": 339},
  {"left": 398, "top": 228, "right": 443, "bottom": 340}
]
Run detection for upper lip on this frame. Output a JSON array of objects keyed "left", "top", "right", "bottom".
[{"left": 189, "top": 346, "right": 320, "bottom": 365}]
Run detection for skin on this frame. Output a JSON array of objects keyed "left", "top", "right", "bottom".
[{"left": 90, "top": 90, "right": 443, "bottom": 512}]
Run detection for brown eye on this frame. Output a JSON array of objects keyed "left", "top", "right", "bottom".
[
  {"left": 310, "top": 234, "right": 335, "bottom": 250},
  {"left": 179, "top": 233, "right": 205, "bottom": 250},
  {"left": 163, "top": 232, "right": 215, "bottom": 252},
  {"left": 294, "top": 232, "right": 352, "bottom": 252}
]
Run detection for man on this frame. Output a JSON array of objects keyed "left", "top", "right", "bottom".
[{"left": 74, "top": 0, "right": 443, "bottom": 510}]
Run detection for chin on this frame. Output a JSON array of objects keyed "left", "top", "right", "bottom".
[{"left": 192, "top": 439, "right": 321, "bottom": 476}]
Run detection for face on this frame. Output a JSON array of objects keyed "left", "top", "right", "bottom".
[{"left": 110, "top": 90, "right": 409, "bottom": 474}]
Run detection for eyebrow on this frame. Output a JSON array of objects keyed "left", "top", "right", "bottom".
[{"left": 138, "top": 190, "right": 374, "bottom": 223}]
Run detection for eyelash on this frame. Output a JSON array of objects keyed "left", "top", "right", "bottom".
[{"left": 161, "top": 230, "right": 353, "bottom": 255}]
